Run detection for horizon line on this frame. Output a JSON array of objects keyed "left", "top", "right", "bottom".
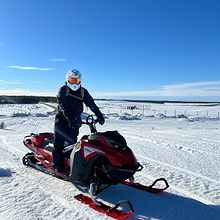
[{"left": 0, "top": 94, "right": 220, "bottom": 104}]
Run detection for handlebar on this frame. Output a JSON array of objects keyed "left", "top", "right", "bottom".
[{"left": 81, "top": 115, "right": 98, "bottom": 134}]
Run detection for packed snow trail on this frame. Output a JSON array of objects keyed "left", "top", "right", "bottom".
[{"left": 0, "top": 103, "right": 220, "bottom": 219}]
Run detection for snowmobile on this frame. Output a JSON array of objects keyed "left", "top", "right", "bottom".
[{"left": 22, "top": 115, "right": 169, "bottom": 219}]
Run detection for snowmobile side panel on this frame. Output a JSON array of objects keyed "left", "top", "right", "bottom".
[{"left": 69, "top": 142, "right": 102, "bottom": 187}]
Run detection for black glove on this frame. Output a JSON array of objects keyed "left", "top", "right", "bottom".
[
  {"left": 69, "top": 120, "right": 81, "bottom": 129},
  {"left": 97, "top": 114, "right": 105, "bottom": 125}
]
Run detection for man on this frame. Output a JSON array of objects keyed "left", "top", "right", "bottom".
[{"left": 52, "top": 69, "right": 105, "bottom": 173}]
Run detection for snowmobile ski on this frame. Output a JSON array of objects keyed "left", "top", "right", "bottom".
[
  {"left": 122, "top": 178, "right": 169, "bottom": 194},
  {"left": 74, "top": 194, "right": 134, "bottom": 220}
]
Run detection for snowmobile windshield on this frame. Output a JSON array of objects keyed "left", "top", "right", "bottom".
[{"left": 89, "top": 131, "right": 128, "bottom": 150}]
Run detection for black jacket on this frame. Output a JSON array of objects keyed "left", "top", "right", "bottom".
[{"left": 55, "top": 85, "right": 102, "bottom": 125}]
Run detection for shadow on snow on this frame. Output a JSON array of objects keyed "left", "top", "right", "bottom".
[
  {"left": 0, "top": 168, "right": 14, "bottom": 177},
  {"left": 99, "top": 184, "right": 220, "bottom": 220}
]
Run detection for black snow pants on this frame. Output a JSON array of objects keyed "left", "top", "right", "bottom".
[{"left": 52, "top": 116, "right": 79, "bottom": 170}]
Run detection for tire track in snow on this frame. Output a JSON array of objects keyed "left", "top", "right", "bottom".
[
  {"left": 169, "top": 184, "right": 215, "bottom": 205},
  {"left": 124, "top": 128, "right": 220, "bottom": 144},
  {"left": 124, "top": 132, "right": 220, "bottom": 185},
  {"left": 123, "top": 130, "right": 220, "bottom": 156},
  {"left": 133, "top": 134, "right": 220, "bottom": 156},
  {"left": 120, "top": 125, "right": 220, "bottom": 144},
  {"left": 154, "top": 130, "right": 220, "bottom": 144},
  {"left": 148, "top": 132, "right": 220, "bottom": 155},
  {"left": 136, "top": 153, "right": 220, "bottom": 185},
  {"left": 0, "top": 135, "right": 25, "bottom": 155}
]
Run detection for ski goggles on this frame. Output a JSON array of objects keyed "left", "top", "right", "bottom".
[{"left": 68, "top": 77, "right": 81, "bottom": 84}]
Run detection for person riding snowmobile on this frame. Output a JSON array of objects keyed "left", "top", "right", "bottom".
[{"left": 53, "top": 69, "right": 105, "bottom": 173}]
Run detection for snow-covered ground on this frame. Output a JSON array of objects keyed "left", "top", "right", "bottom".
[{"left": 0, "top": 102, "right": 220, "bottom": 220}]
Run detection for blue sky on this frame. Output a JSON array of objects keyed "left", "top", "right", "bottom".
[{"left": 0, "top": 0, "right": 220, "bottom": 101}]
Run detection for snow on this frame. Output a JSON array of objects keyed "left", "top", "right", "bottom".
[{"left": 0, "top": 102, "right": 220, "bottom": 220}]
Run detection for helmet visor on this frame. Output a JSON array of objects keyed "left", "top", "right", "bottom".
[{"left": 68, "top": 77, "right": 81, "bottom": 84}]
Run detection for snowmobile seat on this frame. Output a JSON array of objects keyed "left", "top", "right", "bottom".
[
  {"left": 43, "top": 142, "right": 74, "bottom": 158},
  {"left": 42, "top": 137, "right": 55, "bottom": 148},
  {"left": 25, "top": 133, "right": 54, "bottom": 148}
]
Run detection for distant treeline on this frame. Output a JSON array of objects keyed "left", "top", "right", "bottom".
[
  {"left": 0, "top": 95, "right": 219, "bottom": 105},
  {"left": 97, "top": 98, "right": 220, "bottom": 105},
  {"left": 0, "top": 95, "right": 57, "bottom": 104}
]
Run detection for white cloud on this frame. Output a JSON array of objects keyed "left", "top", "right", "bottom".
[
  {"left": 1, "top": 80, "right": 219, "bottom": 101},
  {"left": 92, "top": 80, "right": 220, "bottom": 99},
  {"left": 49, "top": 58, "right": 67, "bottom": 62},
  {"left": 160, "top": 81, "right": 220, "bottom": 97},
  {"left": 7, "top": 65, "right": 55, "bottom": 71},
  {"left": 0, "top": 80, "right": 44, "bottom": 88},
  {"left": 0, "top": 89, "right": 56, "bottom": 97},
  {"left": 0, "top": 80, "right": 24, "bottom": 85},
  {"left": 163, "top": 81, "right": 220, "bottom": 90}
]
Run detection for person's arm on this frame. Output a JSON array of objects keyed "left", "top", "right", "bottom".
[{"left": 83, "top": 89, "right": 105, "bottom": 125}]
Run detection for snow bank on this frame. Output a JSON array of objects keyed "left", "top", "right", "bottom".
[{"left": 119, "top": 113, "right": 143, "bottom": 120}]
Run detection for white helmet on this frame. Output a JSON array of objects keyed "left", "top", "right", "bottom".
[{"left": 66, "top": 69, "right": 82, "bottom": 91}]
